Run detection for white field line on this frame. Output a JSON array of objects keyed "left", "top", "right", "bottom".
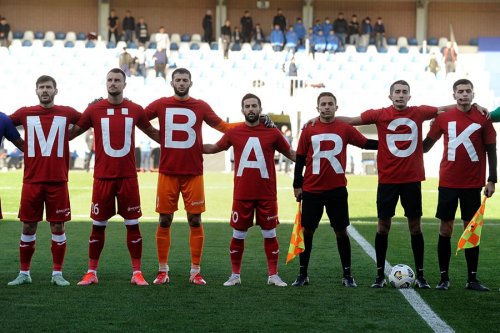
[{"left": 347, "top": 225, "right": 454, "bottom": 333}]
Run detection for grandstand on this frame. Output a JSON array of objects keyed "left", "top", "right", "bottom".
[{"left": 0, "top": 0, "right": 499, "bottom": 176}]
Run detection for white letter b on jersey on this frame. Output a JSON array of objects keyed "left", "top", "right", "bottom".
[
  {"left": 165, "top": 108, "right": 196, "bottom": 149},
  {"left": 27, "top": 116, "right": 66, "bottom": 157}
]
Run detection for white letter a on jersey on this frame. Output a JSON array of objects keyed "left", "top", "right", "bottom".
[{"left": 237, "top": 137, "right": 269, "bottom": 179}]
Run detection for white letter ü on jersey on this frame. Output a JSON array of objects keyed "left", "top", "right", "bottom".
[
  {"left": 386, "top": 118, "right": 418, "bottom": 157},
  {"left": 27, "top": 116, "right": 66, "bottom": 157},
  {"left": 101, "top": 108, "right": 133, "bottom": 157},
  {"left": 311, "top": 134, "right": 344, "bottom": 174},
  {"left": 237, "top": 137, "right": 269, "bottom": 179},
  {"left": 447, "top": 121, "right": 481, "bottom": 161},
  {"left": 165, "top": 108, "right": 196, "bottom": 148}
]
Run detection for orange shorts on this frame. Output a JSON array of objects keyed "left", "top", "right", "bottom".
[{"left": 156, "top": 174, "right": 205, "bottom": 214}]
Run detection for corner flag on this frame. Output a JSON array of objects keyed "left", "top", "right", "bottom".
[
  {"left": 286, "top": 202, "right": 305, "bottom": 264},
  {"left": 456, "top": 196, "right": 487, "bottom": 255}
]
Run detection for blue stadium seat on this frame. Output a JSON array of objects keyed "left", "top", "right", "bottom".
[
  {"left": 148, "top": 42, "right": 157, "bottom": 49},
  {"left": 210, "top": 42, "right": 219, "bottom": 50},
  {"left": 190, "top": 43, "right": 200, "bottom": 50},
  {"left": 127, "top": 41, "right": 138, "bottom": 49},
  {"left": 398, "top": 46, "right": 409, "bottom": 53},
  {"left": 180, "top": 34, "right": 191, "bottom": 42},
  {"left": 43, "top": 40, "right": 53, "bottom": 47},
  {"left": 377, "top": 46, "right": 388, "bottom": 53},
  {"left": 22, "top": 40, "right": 32, "bottom": 47},
  {"left": 252, "top": 43, "right": 262, "bottom": 51},
  {"left": 55, "top": 32, "right": 66, "bottom": 40},
  {"left": 13, "top": 31, "right": 24, "bottom": 39},
  {"left": 469, "top": 37, "right": 478, "bottom": 46},
  {"left": 387, "top": 37, "right": 397, "bottom": 46},
  {"left": 34, "top": 31, "right": 44, "bottom": 39},
  {"left": 64, "top": 41, "right": 75, "bottom": 48},
  {"left": 336, "top": 45, "right": 346, "bottom": 53},
  {"left": 76, "top": 32, "right": 87, "bottom": 41},
  {"left": 170, "top": 42, "right": 179, "bottom": 51},
  {"left": 85, "top": 41, "right": 95, "bottom": 48},
  {"left": 427, "top": 37, "right": 438, "bottom": 46},
  {"left": 356, "top": 45, "right": 367, "bottom": 53},
  {"left": 408, "top": 37, "right": 418, "bottom": 46},
  {"left": 106, "top": 41, "right": 116, "bottom": 49},
  {"left": 231, "top": 43, "right": 241, "bottom": 51}
]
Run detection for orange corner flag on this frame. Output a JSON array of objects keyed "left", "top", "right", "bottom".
[
  {"left": 456, "top": 196, "right": 487, "bottom": 255},
  {"left": 286, "top": 202, "right": 305, "bottom": 264}
]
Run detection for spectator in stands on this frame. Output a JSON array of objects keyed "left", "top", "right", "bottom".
[
  {"left": 202, "top": 9, "right": 213, "bottom": 43},
  {"left": 119, "top": 47, "right": 133, "bottom": 77},
  {"left": 287, "top": 57, "right": 298, "bottom": 77},
  {"left": 70, "top": 150, "right": 78, "bottom": 170},
  {"left": 7, "top": 148, "right": 23, "bottom": 169},
  {"left": 155, "top": 26, "right": 170, "bottom": 51},
  {"left": 108, "top": 9, "right": 120, "bottom": 43},
  {"left": 326, "top": 30, "right": 340, "bottom": 53},
  {"left": 333, "top": 12, "right": 348, "bottom": 47},
  {"left": 135, "top": 46, "right": 147, "bottom": 77},
  {"left": 122, "top": 10, "right": 135, "bottom": 43},
  {"left": 348, "top": 14, "right": 360, "bottom": 46},
  {"left": 253, "top": 23, "right": 265, "bottom": 44},
  {"left": 221, "top": 20, "right": 232, "bottom": 59},
  {"left": 135, "top": 17, "right": 149, "bottom": 46},
  {"left": 312, "top": 19, "right": 322, "bottom": 36},
  {"left": 285, "top": 26, "right": 298, "bottom": 53},
  {"left": 427, "top": 52, "right": 440, "bottom": 77},
  {"left": 442, "top": 41, "right": 458, "bottom": 75},
  {"left": 140, "top": 139, "right": 152, "bottom": 172},
  {"left": 84, "top": 129, "right": 94, "bottom": 172},
  {"left": 153, "top": 46, "right": 168, "bottom": 79},
  {"left": 361, "top": 17, "right": 372, "bottom": 47},
  {"left": 273, "top": 8, "right": 287, "bottom": 32},
  {"left": 232, "top": 27, "right": 242, "bottom": 45},
  {"left": 313, "top": 30, "right": 327, "bottom": 53},
  {"left": 0, "top": 17, "right": 10, "bottom": 47},
  {"left": 374, "top": 17, "right": 385, "bottom": 50},
  {"left": 293, "top": 17, "right": 306, "bottom": 47},
  {"left": 240, "top": 10, "right": 253, "bottom": 43},
  {"left": 270, "top": 24, "right": 285, "bottom": 52},
  {"left": 322, "top": 17, "right": 333, "bottom": 36},
  {"left": 307, "top": 27, "right": 316, "bottom": 58}
]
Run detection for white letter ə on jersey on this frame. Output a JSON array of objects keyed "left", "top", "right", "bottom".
[
  {"left": 386, "top": 118, "right": 418, "bottom": 158},
  {"left": 447, "top": 121, "right": 481, "bottom": 162},
  {"left": 165, "top": 108, "right": 196, "bottom": 149},
  {"left": 27, "top": 115, "right": 66, "bottom": 157},
  {"left": 237, "top": 137, "right": 269, "bottom": 179},
  {"left": 311, "top": 133, "right": 344, "bottom": 174},
  {"left": 101, "top": 108, "right": 133, "bottom": 158}
]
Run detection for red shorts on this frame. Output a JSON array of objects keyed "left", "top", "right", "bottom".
[
  {"left": 156, "top": 173, "right": 205, "bottom": 214},
  {"left": 230, "top": 199, "right": 279, "bottom": 231},
  {"left": 91, "top": 178, "right": 142, "bottom": 221},
  {"left": 19, "top": 182, "right": 71, "bottom": 223}
]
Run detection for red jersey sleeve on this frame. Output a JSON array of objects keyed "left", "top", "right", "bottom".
[
  {"left": 76, "top": 105, "right": 93, "bottom": 132},
  {"left": 426, "top": 115, "right": 444, "bottom": 141},
  {"left": 347, "top": 124, "right": 368, "bottom": 148},
  {"left": 9, "top": 107, "right": 25, "bottom": 126},
  {"left": 360, "top": 108, "right": 379, "bottom": 124}
]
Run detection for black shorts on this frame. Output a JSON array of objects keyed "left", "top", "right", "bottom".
[
  {"left": 436, "top": 187, "right": 481, "bottom": 221},
  {"left": 301, "top": 187, "right": 349, "bottom": 231},
  {"left": 376, "top": 182, "right": 422, "bottom": 219}
]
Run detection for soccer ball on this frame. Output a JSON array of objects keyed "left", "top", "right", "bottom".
[{"left": 388, "top": 264, "right": 415, "bottom": 288}]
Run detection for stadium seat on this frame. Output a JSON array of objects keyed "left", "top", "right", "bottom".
[
  {"left": 34, "top": 31, "right": 45, "bottom": 39},
  {"left": 170, "top": 42, "right": 179, "bottom": 51},
  {"left": 190, "top": 43, "right": 200, "bottom": 50},
  {"left": 210, "top": 42, "right": 219, "bottom": 50},
  {"left": 427, "top": 37, "right": 438, "bottom": 46},
  {"left": 148, "top": 42, "right": 157, "bottom": 49},
  {"left": 66, "top": 31, "right": 76, "bottom": 42},
  {"left": 76, "top": 32, "right": 87, "bottom": 41},
  {"left": 438, "top": 37, "right": 448, "bottom": 49},
  {"left": 43, "top": 40, "right": 53, "bottom": 47},
  {"left": 13, "top": 31, "right": 24, "bottom": 39},
  {"left": 85, "top": 41, "right": 95, "bottom": 48},
  {"left": 64, "top": 41, "right": 75, "bottom": 48},
  {"left": 408, "top": 37, "right": 418, "bottom": 46},
  {"left": 387, "top": 37, "right": 397, "bottom": 46},
  {"left": 191, "top": 34, "right": 202, "bottom": 43},
  {"left": 24, "top": 30, "right": 34, "bottom": 41},
  {"left": 106, "top": 41, "right": 116, "bottom": 49},
  {"left": 377, "top": 46, "right": 388, "bottom": 53},
  {"left": 469, "top": 37, "right": 479, "bottom": 46},
  {"left": 127, "top": 41, "right": 138, "bottom": 49},
  {"left": 397, "top": 36, "right": 408, "bottom": 48},
  {"left": 252, "top": 43, "right": 262, "bottom": 51},
  {"left": 356, "top": 45, "right": 367, "bottom": 53},
  {"left": 170, "top": 33, "right": 181, "bottom": 44},
  {"left": 181, "top": 34, "right": 191, "bottom": 42},
  {"left": 22, "top": 40, "right": 32, "bottom": 47},
  {"left": 398, "top": 46, "right": 409, "bottom": 53},
  {"left": 45, "top": 31, "right": 55, "bottom": 41},
  {"left": 55, "top": 31, "right": 66, "bottom": 40},
  {"left": 231, "top": 43, "right": 241, "bottom": 51}
]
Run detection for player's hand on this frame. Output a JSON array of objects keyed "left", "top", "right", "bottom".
[
  {"left": 484, "top": 182, "right": 495, "bottom": 197},
  {"left": 294, "top": 188, "right": 302, "bottom": 202},
  {"left": 88, "top": 97, "right": 103, "bottom": 105},
  {"left": 473, "top": 103, "right": 490, "bottom": 118},
  {"left": 302, "top": 116, "right": 319, "bottom": 129},
  {"left": 260, "top": 114, "right": 276, "bottom": 128}
]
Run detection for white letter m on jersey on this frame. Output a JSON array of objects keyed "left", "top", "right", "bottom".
[
  {"left": 27, "top": 116, "right": 66, "bottom": 157},
  {"left": 447, "top": 121, "right": 481, "bottom": 161},
  {"left": 237, "top": 137, "right": 269, "bottom": 179}
]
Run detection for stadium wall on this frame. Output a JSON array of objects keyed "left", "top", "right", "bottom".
[{"left": 0, "top": 1, "right": 498, "bottom": 45}]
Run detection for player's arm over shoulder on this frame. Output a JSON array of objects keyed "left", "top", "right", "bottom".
[
  {"left": 203, "top": 143, "right": 224, "bottom": 154},
  {"left": 336, "top": 115, "right": 364, "bottom": 126}
]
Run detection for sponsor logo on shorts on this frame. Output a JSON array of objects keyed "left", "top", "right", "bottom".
[
  {"left": 56, "top": 208, "right": 71, "bottom": 216},
  {"left": 191, "top": 200, "right": 205, "bottom": 206},
  {"left": 271, "top": 250, "right": 280, "bottom": 255},
  {"left": 267, "top": 215, "right": 278, "bottom": 221},
  {"left": 127, "top": 205, "right": 141, "bottom": 212},
  {"left": 231, "top": 211, "right": 239, "bottom": 223}
]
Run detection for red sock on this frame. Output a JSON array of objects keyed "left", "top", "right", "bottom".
[
  {"left": 229, "top": 238, "right": 245, "bottom": 274},
  {"left": 51, "top": 232, "right": 67, "bottom": 272},
  {"left": 264, "top": 237, "right": 279, "bottom": 276},
  {"left": 126, "top": 224, "right": 142, "bottom": 272},
  {"left": 88, "top": 225, "right": 106, "bottom": 271},
  {"left": 20, "top": 235, "right": 36, "bottom": 272}
]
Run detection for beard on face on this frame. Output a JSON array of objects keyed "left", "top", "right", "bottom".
[
  {"left": 107, "top": 89, "right": 121, "bottom": 96},
  {"left": 38, "top": 94, "right": 54, "bottom": 105},
  {"left": 174, "top": 86, "right": 190, "bottom": 97},
  {"left": 244, "top": 112, "right": 259, "bottom": 124}
]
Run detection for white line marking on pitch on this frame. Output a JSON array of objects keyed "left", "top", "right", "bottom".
[{"left": 348, "top": 225, "right": 454, "bottom": 333}]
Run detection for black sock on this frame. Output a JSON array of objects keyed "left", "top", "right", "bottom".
[
  {"left": 411, "top": 233, "right": 425, "bottom": 277},
  {"left": 375, "top": 233, "right": 388, "bottom": 277},
  {"left": 336, "top": 233, "right": 351, "bottom": 277},
  {"left": 299, "top": 230, "right": 314, "bottom": 276},
  {"left": 437, "top": 235, "right": 451, "bottom": 281},
  {"left": 464, "top": 246, "right": 479, "bottom": 282}
]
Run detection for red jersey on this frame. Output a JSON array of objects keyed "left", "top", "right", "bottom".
[
  {"left": 10, "top": 105, "right": 80, "bottom": 183},
  {"left": 361, "top": 105, "right": 438, "bottom": 183},
  {"left": 77, "top": 99, "right": 152, "bottom": 179},
  {"left": 216, "top": 123, "right": 291, "bottom": 201},
  {"left": 297, "top": 120, "right": 368, "bottom": 192},
  {"left": 427, "top": 107, "right": 496, "bottom": 188},
  {"left": 145, "top": 96, "right": 230, "bottom": 176}
]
